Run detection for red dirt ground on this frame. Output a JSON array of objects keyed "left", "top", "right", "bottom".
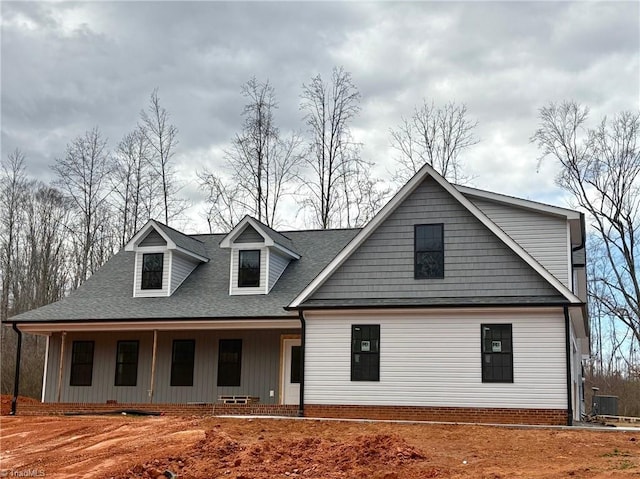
[{"left": 1, "top": 414, "right": 639, "bottom": 479}]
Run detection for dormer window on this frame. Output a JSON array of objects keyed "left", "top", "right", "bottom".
[
  {"left": 220, "top": 216, "right": 301, "bottom": 295},
  {"left": 142, "top": 253, "right": 164, "bottom": 290},
  {"left": 125, "top": 220, "right": 209, "bottom": 298},
  {"left": 238, "top": 250, "right": 260, "bottom": 287}
]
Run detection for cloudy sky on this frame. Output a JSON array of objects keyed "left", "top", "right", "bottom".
[{"left": 2, "top": 1, "right": 638, "bottom": 232}]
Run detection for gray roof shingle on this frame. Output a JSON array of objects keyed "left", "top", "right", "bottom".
[
  {"left": 9, "top": 228, "right": 359, "bottom": 322},
  {"left": 153, "top": 221, "right": 208, "bottom": 259}
]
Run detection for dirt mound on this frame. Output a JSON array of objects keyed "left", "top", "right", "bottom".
[
  {"left": 0, "top": 394, "right": 40, "bottom": 415},
  {"left": 113, "top": 429, "right": 430, "bottom": 479}
]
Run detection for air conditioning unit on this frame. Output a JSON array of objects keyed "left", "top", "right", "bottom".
[{"left": 593, "top": 395, "right": 618, "bottom": 416}]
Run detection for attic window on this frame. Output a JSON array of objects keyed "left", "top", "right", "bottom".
[
  {"left": 142, "top": 253, "right": 163, "bottom": 289},
  {"left": 238, "top": 250, "right": 260, "bottom": 287},
  {"left": 414, "top": 224, "right": 444, "bottom": 279}
]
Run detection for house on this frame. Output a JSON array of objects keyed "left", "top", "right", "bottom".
[{"left": 6, "top": 164, "right": 588, "bottom": 425}]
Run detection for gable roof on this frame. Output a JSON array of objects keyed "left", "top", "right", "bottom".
[
  {"left": 220, "top": 215, "right": 300, "bottom": 259},
  {"left": 288, "top": 163, "right": 583, "bottom": 309},
  {"left": 124, "top": 219, "right": 209, "bottom": 262}
]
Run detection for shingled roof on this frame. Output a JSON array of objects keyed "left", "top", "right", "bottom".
[{"left": 9, "top": 228, "right": 359, "bottom": 322}]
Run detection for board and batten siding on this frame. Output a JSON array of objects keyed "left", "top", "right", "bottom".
[
  {"left": 311, "top": 177, "right": 559, "bottom": 301},
  {"left": 44, "top": 329, "right": 298, "bottom": 404},
  {"left": 229, "top": 247, "right": 268, "bottom": 295},
  {"left": 468, "top": 197, "right": 570, "bottom": 287},
  {"left": 304, "top": 308, "right": 567, "bottom": 409},
  {"left": 134, "top": 251, "right": 170, "bottom": 297},
  {"left": 268, "top": 250, "right": 290, "bottom": 292},
  {"left": 170, "top": 252, "right": 200, "bottom": 295}
]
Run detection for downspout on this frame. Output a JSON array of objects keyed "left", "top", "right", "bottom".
[
  {"left": 298, "top": 309, "right": 305, "bottom": 417},
  {"left": 10, "top": 323, "right": 23, "bottom": 415},
  {"left": 564, "top": 306, "right": 573, "bottom": 426}
]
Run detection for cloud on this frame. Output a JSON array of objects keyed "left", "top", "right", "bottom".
[{"left": 1, "top": 1, "right": 638, "bottom": 231}]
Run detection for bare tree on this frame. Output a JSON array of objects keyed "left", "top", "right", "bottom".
[
  {"left": 112, "top": 127, "right": 156, "bottom": 246},
  {"left": 390, "top": 100, "right": 478, "bottom": 183},
  {"left": 300, "top": 67, "right": 365, "bottom": 228},
  {"left": 197, "top": 172, "right": 246, "bottom": 233},
  {"left": 200, "top": 78, "right": 303, "bottom": 229},
  {"left": 532, "top": 101, "right": 640, "bottom": 352},
  {"left": 52, "top": 127, "right": 114, "bottom": 287},
  {"left": 1, "top": 171, "right": 70, "bottom": 399},
  {"left": 337, "top": 164, "right": 391, "bottom": 228},
  {"left": 140, "top": 88, "right": 183, "bottom": 225},
  {"left": 0, "top": 149, "right": 29, "bottom": 322}
]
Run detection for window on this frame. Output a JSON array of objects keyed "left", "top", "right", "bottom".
[
  {"left": 481, "top": 324, "right": 513, "bottom": 383},
  {"left": 171, "top": 340, "right": 195, "bottom": 386},
  {"left": 238, "top": 250, "right": 260, "bottom": 287},
  {"left": 217, "top": 339, "right": 242, "bottom": 387},
  {"left": 290, "top": 345, "right": 301, "bottom": 384},
  {"left": 142, "top": 253, "right": 163, "bottom": 289},
  {"left": 351, "top": 325, "right": 380, "bottom": 381},
  {"left": 70, "top": 341, "right": 94, "bottom": 386},
  {"left": 414, "top": 224, "right": 444, "bottom": 279},
  {"left": 115, "top": 340, "right": 139, "bottom": 386}
]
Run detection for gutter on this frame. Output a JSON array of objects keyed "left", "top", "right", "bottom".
[
  {"left": 563, "top": 306, "right": 573, "bottom": 426},
  {"left": 570, "top": 213, "right": 589, "bottom": 348},
  {"left": 298, "top": 310, "right": 306, "bottom": 417},
  {"left": 571, "top": 213, "right": 586, "bottom": 253},
  {"left": 11, "top": 323, "right": 23, "bottom": 415}
]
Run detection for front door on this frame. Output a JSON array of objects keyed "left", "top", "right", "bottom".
[{"left": 282, "top": 338, "right": 301, "bottom": 405}]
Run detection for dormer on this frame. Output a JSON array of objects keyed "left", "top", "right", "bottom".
[
  {"left": 220, "top": 216, "right": 300, "bottom": 295},
  {"left": 124, "top": 220, "right": 209, "bottom": 298}
]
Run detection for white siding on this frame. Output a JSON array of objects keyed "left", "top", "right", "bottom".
[
  {"left": 268, "top": 250, "right": 290, "bottom": 292},
  {"left": 229, "top": 247, "right": 268, "bottom": 295},
  {"left": 170, "top": 251, "right": 199, "bottom": 295},
  {"left": 133, "top": 250, "right": 170, "bottom": 297},
  {"left": 469, "top": 197, "right": 570, "bottom": 287},
  {"left": 305, "top": 308, "right": 567, "bottom": 409}
]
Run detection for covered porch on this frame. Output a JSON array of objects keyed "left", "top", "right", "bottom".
[{"left": 15, "top": 318, "right": 302, "bottom": 415}]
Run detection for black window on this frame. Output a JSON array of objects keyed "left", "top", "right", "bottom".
[
  {"left": 238, "top": 250, "right": 260, "bottom": 287},
  {"left": 142, "top": 253, "right": 163, "bottom": 289},
  {"left": 171, "top": 340, "right": 195, "bottom": 386},
  {"left": 114, "top": 340, "right": 139, "bottom": 386},
  {"left": 481, "top": 324, "right": 513, "bottom": 383},
  {"left": 351, "top": 325, "right": 380, "bottom": 381},
  {"left": 217, "top": 339, "right": 242, "bottom": 387},
  {"left": 290, "top": 345, "right": 301, "bottom": 384},
  {"left": 414, "top": 224, "right": 444, "bottom": 279},
  {"left": 70, "top": 341, "right": 94, "bottom": 386}
]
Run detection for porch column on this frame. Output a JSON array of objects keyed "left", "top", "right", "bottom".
[
  {"left": 56, "top": 331, "right": 66, "bottom": 403},
  {"left": 149, "top": 330, "right": 158, "bottom": 403}
]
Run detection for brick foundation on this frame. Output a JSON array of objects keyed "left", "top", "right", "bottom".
[
  {"left": 11, "top": 401, "right": 299, "bottom": 417},
  {"left": 304, "top": 404, "right": 568, "bottom": 426},
  {"left": 10, "top": 402, "right": 568, "bottom": 425}
]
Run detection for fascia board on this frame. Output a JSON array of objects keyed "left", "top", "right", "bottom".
[
  {"left": 272, "top": 242, "right": 301, "bottom": 260},
  {"left": 457, "top": 185, "right": 581, "bottom": 220},
  {"left": 124, "top": 220, "right": 176, "bottom": 251},
  {"left": 16, "top": 318, "right": 301, "bottom": 334},
  {"left": 174, "top": 245, "right": 209, "bottom": 263}
]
